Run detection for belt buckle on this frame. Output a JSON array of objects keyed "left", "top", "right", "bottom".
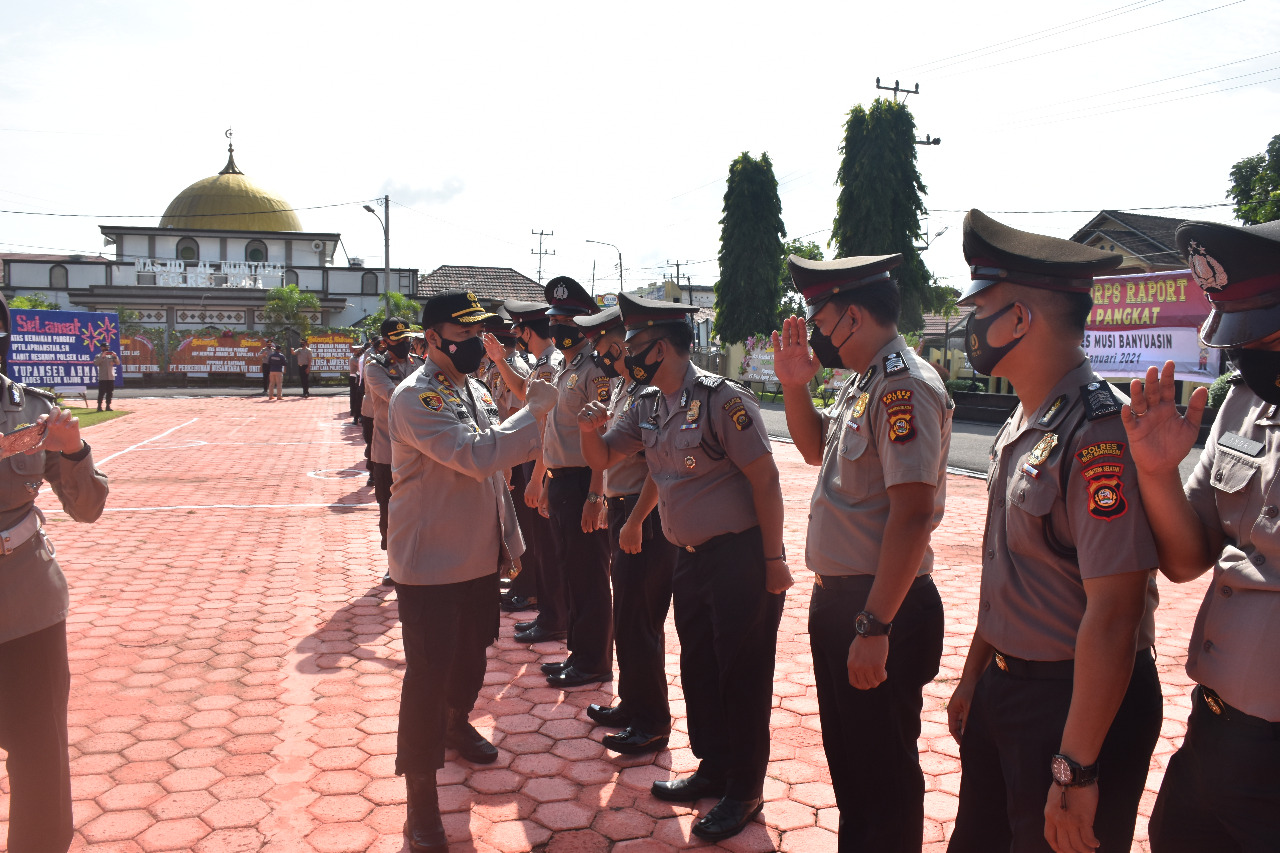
[
  {"left": 685, "top": 545, "right": 695, "bottom": 553},
  {"left": 1202, "top": 687, "right": 1224, "bottom": 715},
  {"left": 814, "top": 575, "right": 825, "bottom": 589},
  {"left": 994, "top": 652, "right": 1009, "bottom": 672}
]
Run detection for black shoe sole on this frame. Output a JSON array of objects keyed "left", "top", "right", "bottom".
[{"left": 604, "top": 735, "right": 669, "bottom": 755}]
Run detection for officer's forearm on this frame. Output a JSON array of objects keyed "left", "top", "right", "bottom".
[
  {"left": 959, "top": 630, "right": 995, "bottom": 685},
  {"left": 1139, "top": 466, "right": 1220, "bottom": 583},
  {"left": 781, "top": 384, "right": 824, "bottom": 466},
  {"left": 580, "top": 426, "right": 620, "bottom": 471},
  {"left": 626, "top": 474, "right": 660, "bottom": 526},
  {"left": 864, "top": 483, "right": 936, "bottom": 622},
  {"left": 1059, "top": 571, "right": 1148, "bottom": 765},
  {"left": 588, "top": 468, "right": 604, "bottom": 498},
  {"left": 743, "top": 456, "right": 786, "bottom": 559},
  {"left": 495, "top": 359, "right": 527, "bottom": 402}
]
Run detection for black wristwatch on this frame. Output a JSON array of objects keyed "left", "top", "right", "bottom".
[
  {"left": 854, "top": 611, "right": 892, "bottom": 638},
  {"left": 1050, "top": 753, "right": 1099, "bottom": 787},
  {"left": 586, "top": 492, "right": 601, "bottom": 503}
]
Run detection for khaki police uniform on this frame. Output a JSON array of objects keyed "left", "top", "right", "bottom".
[
  {"left": 92, "top": 350, "right": 119, "bottom": 410},
  {"left": 483, "top": 350, "right": 541, "bottom": 604},
  {"left": 0, "top": 378, "right": 109, "bottom": 851},
  {"left": 363, "top": 352, "right": 423, "bottom": 550},
  {"left": 540, "top": 348, "right": 613, "bottom": 674},
  {"left": 949, "top": 361, "right": 1163, "bottom": 853},
  {"left": 604, "top": 362, "right": 783, "bottom": 799},
  {"left": 807, "top": 337, "right": 951, "bottom": 851},
  {"left": 293, "top": 345, "right": 313, "bottom": 397}
]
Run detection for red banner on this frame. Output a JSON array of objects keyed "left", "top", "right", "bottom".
[
  {"left": 1087, "top": 269, "right": 1208, "bottom": 331},
  {"left": 169, "top": 332, "right": 270, "bottom": 375},
  {"left": 120, "top": 335, "right": 159, "bottom": 375}
]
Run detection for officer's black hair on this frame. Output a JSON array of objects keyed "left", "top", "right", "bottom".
[
  {"left": 828, "top": 278, "right": 901, "bottom": 327},
  {"left": 664, "top": 321, "right": 694, "bottom": 356},
  {"left": 518, "top": 317, "right": 551, "bottom": 340},
  {"left": 1061, "top": 291, "right": 1094, "bottom": 332}
]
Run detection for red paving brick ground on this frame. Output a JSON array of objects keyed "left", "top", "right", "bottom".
[{"left": 0, "top": 396, "right": 1207, "bottom": 852}]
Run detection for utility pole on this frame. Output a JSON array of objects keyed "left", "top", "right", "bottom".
[
  {"left": 382, "top": 195, "right": 391, "bottom": 317},
  {"left": 530, "top": 230, "right": 555, "bottom": 284},
  {"left": 875, "top": 77, "right": 919, "bottom": 102},
  {"left": 667, "top": 260, "right": 694, "bottom": 304}
]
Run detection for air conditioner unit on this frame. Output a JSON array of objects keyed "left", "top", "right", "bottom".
[{"left": 311, "top": 240, "right": 325, "bottom": 252}]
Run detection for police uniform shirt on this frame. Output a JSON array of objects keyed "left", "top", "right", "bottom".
[
  {"left": 484, "top": 352, "right": 531, "bottom": 422},
  {"left": 981, "top": 360, "right": 1159, "bottom": 661},
  {"left": 605, "top": 363, "right": 771, "bottom": 548},
  {"left": 0, "top": 379, "right": 109, "bottom": 646},
  {"left": 542, "top": 350, "right": 612, "bottom": 470},
  {"left": 808, "top": 337, "right": 953, "bottom": 578},
  {"left": 603, "top": 378, "right": 647, "bottom": 498},
  {"left": 386, "top": 357, "right": 542, "bottom": 586},
  {"left": 526, "top": 344, "right": 563, "bottom": 390},
  {"left": 295, "top": 346, "right": 312, "bottom": 367},
  {"left": 92, "top": 351, "right": 118, "bottom": 383},
  {"left": 1183, "top": 382, "right": 1280, "bottom": 721},
  {"left": 363, "top": 354, "right": 424, "bottom": 465}
]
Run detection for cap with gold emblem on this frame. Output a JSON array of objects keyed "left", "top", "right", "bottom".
[
  {"left": 380, "top": 316, "right": 415, "bottom": 342},
  {"left": 573, "top": 305, "right": 623, "bottom": 339},
  {"left": 545, "top": 276, "right": 599, "bottom": 317},
  {"left": 419, "top": 290, "right": 498, "bottom": 328},
  {"left": 1175, "top": 219, "right": 1280, "bottom": 347},
  {"left": 960, "top": 209, "right": 1123, "bottom": 302},
  {"left": 617, "top": 292, "right": 697, "bottom": 341},
  {"left": 788, "top": 254, "right": 903, "bottom": 320}
]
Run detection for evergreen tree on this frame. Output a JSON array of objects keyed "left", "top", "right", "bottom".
[
  {"left": 778, "top": 238, "right": 824, "bottom": 327},
  {"left": 714, "top": 151, "right": 786, "bottom": 345},
  {"left": 831, "top": 98, "right": 932, "bottom": 332},
  {"left": 1228, "top": 133, "right": 1280, "bottom": 225}
]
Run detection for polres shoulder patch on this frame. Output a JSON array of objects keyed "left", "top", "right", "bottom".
[{"left": 1081, "top": 381, "right": 1122, "bottom": 421}]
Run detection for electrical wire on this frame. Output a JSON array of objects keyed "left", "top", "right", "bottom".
[{"left": 0, "top": 199, "right": 375, "bottom": 219}]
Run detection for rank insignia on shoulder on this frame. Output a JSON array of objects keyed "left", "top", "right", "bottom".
[
  {"left": 420, "top": 391, "right": 444, "bottom": 412},
  {"left": 687, "top": 400, "right": 701, "bottom": 422},
  {"left": 696, "top": 375, "right": 725, "bottom": 390},
  {"left": 9, "top": 385, "right": 21, "bottom": 406},
  {"left": 851, "top": 392, "right": 870, "bottom": 419},
  {"left": 536, "top": 355, "right": 549, "bottom": 367},
  {"left": 1038, "top": 395, "right": 1068, "bottom": 427},
  {"left": 1028, "top": 433, "right": 1058, "bottom": 466},
  {"left": 883, "top": 351, "right": 907, "bottom": 376},
  {"left": 1081, "top": 382, "right": 1121, "bottom": 420},
  {"left": 434, "top": 371, "right": 455, "bottom": 390},
  {"left": 857, "top": 365, "right": 878, "bottom": 391},
  {"left": 567, "top": 373, "right": 579, "bottom": 389},
  {"left": 571, "top": 352, "right": 584, "bottom": 368}
]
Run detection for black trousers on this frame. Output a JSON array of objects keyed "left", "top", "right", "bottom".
[
  {"left": 395, "top": 575, "right": 498, "bottom": 775},
  {"left": 1149, "top": 686, "right": 1280, "bottom": 853},
  {"left": 810, "top": 574, "right": 944, "bottom": 853},
  {"left": 362, "top": 415, "right": 374, "bottom": 472},
  {"left": 506, "top": 462, "right": 541, "bottom": 601},
  {"left": 371, "top": 461, "right": 392, "bottom": 550},
  {"left": 349, "top": 376, "right": 363, "bottom": 421},
  {"left": 96, "top": 379, "right": 113, "bottom": 409},
  {"left": 298, "top": 366, "right": 310, "bottom": 396},
  {"left": 262, "top": 365, "right": 270, "bottom": 393},
  {"left": 607, "top": 494, "right": 676, "bottom": 733},
  {"left": 948, "top": 648, "right": 1163, "bottom": 853},
  {"left": 674, "top": 526, "right": 784, "bottom": 800},
  {"left": 546, "top": 468, "right": 612, "bottom": 672},
  {"left": 0, "top": 621, "right": 72, "bottom": 853}
]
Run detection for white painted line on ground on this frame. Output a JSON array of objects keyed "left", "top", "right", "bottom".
[{"left": 95, "top": 417, "right": 199, "bottom": 466}]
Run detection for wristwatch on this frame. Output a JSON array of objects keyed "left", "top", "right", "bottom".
[
  {"left": 586, "top": 492, "right": 601, "bottom": 503},
  {"left": 854, "top": 610, "right": 892, "bottom": 637},
  {"left": 1050, "top": 753, "right": 1099, "bottom": 787}
]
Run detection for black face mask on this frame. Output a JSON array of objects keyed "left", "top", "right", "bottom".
[
  {"left": 809, "top": 312, "right": 855, "bottom": 370},
  {"left": 624, "top": 338, "right": 664, "bottom": 386},
  {"left": 515, "top": 332, "right": 530, "bottom": 353},
  {"left": 439, "top": 335, "right": 486, "bottom": 374},
  {"left": 550, "top": 323, "right": 584, "bottom": 351},
  {"left": 1229, "top": 347, "right": 1280, "bottom": 404},
  {"left": 388, "top": 339, "right": 411, "bottom": 359},
  {"left": 964, "top": 302, "right": 1024, "bottom": 376},
  {"left": 597, "top": 345, "right": 622, "bottom": 378}
]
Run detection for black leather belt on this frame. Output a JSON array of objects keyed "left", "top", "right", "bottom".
[
  {"left": 679, "top": 530, "right": 739, "bottom": 554},
  {"left": 990, "top": 651, "right": 1075, "bottom": 680},
  {"left": 545, "top": 466, "right": 590, "bottom": 479},
  {"left": 604, "top": 494, "right": 638, "bottom": 507},
  {"left": 1197, "top": 686, "right": 1280, "bottom": 737}
]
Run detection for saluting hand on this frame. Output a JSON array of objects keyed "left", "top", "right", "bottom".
[
  {"left": 481, "top": 332, "right": 506, "bottom": 364},
  {"left": 1122, "top": 360, "right": 1207, "bottom": 475},
  {"left": 771, "top": 316, "right": 820, "bottom": 388},
  {"left": 36, "top": 406, "right": 83, "bottom": 455}
]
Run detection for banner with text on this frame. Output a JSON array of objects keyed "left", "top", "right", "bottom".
[
  {"left": 307, "top": 333, "right": 357, "bottom": 375},
  {"left": 1083, "top": 328, "right": 1218, "bottom": 383},
  {"left": 1085, "top": 269, "right": 1217, "bottom": 382},
  {"left": 7, "top": 309, "right": 122, "bottom": 389},
  {"left": 168, "top": 332, "right": 270, "bottom": 376},
  {"left": 738, "top": 336, "right": 777, "bottom": 382},
  {"left": 120, "top": 335, "right": 160, "bottom": 376}
]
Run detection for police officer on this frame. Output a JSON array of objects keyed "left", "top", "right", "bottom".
[
  {"left": 364, "top": 318, "right": 424, "bottom": 560},
  {"left": 579, "top": 293, "right": 792, "bottom": 842},
  {"left": 349, "top": 343, "right": 366, "bottom": 425},
  {"left": 946, "top": 211, "right": 1163, "bottom": 853},
  {"left": 387, "top": 290, "right": 558, "bottom": 852},
  {"left": 93, "top": 347, "right": 120, "bottom": 412},
  {"left": 292, "top": 341, "right": 313, "bottom": 397},
  {"left": 576, "top": 304, "right": 679, "bottom": 754},
  {"left": 772, "top": 254, "right": 950, "bottom": 852},
  {"left": 530, "top": 276, "right": 614, "bottom": 688},
  {"left": 1122, "top": 219, "right": 1280, "bottom": 852},
  {"left": 0, "top": 294, "right": 110, "bottom": 853}
]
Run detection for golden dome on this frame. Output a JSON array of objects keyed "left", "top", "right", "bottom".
[{"left": 160, "top": 146, "right": 302, "bottom": 232}]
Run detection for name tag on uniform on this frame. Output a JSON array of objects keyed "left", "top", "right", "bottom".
[
  {"left": 1218, "top": 432, "right": 1265, "bottom": 457},
  {"left": 640, "top": 422, "right": 658, "bottom": 431}
]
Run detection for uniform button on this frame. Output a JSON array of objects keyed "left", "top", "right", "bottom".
[
  {"left": 997, "top": 498, "right": 1005, "bottom": 507},
  {"left": 1265, "top": 506, "right": 1279, "bottom": 518},
  {"left": 1220, "top": 585, "right": 1233, "bottom": 598},
  {"left": 981, "top": 602, "right": 990, "bottom": 611},
  {"left": 1252, "top": 554, "right": 1266, "bottom": 566},
  {"left": 986, "top": 550, "right": 995, "bottom": 559},
  {"left": 1019, "top": 490, "right": 1025, "bottom": 501},
  {"left": 1215, "top": 471, "right": 1224, "bottom": 483},
  {"left": 840, "top": 445, "right": 847, "bottom": 453},
  {"left": 1203, "top": 640, "right": 1214, "bottom": 653}
]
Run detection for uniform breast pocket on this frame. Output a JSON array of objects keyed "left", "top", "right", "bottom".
[
  {"left": 835, "top": 429, "right": 874, "bottom": 500},
  {"left": 8, "top": 449, "right": 44, "bottom": 477},
  {"left": 1007, "top": 470, "right": 1060, "bottom": 556},
  {"left": 1210, "top": 451, "right": 1260, "bottom": 536},
  {"left": 673, "top": 429, "right": 706, "bottom": 474}
]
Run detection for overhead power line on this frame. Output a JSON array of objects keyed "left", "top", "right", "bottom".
[{"left": 0, "top": 199, "right": 374, "bottom": 219}]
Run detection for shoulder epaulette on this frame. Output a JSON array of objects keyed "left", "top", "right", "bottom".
[
  {"left": 883, "top": 352, "right": 908, "bottom": 376},
  {"left": 370, "top": 352, "right": 389, "bottom": 367},
  {"left": 24, "top": 386, "right": 57, "bottom": 402},
  {"left": 696, "top": 375, "right": 725, "bottom": 389},
  {"left": 571, "top": 352, "right": 584, "bottom": 368},
  {"left": 1081, "top": 381, "right": 1122, "bottom": 421},
  {"left": 1228, "top": 371, "right": 1244, "bottom": 385},
  {"left": 638, "top": 385, "right": 661, "bottom": 397},
  {"left": 535, "top": 355, "right": 549, "bottom": 367}
]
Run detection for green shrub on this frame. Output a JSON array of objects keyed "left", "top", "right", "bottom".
[{"left": 1206, "top": 372, "right": 1234, "bottom": 410}]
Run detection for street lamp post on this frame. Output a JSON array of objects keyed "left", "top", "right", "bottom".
[
  {"left": 585, "top": 239, "right": 622, "bottom": 298},
  {"left": 363, "top": 196, "right": 392, "bottom": 318}
]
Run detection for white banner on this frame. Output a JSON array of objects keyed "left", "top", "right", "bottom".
[{"left": 1083, "top": 327, "right": 1220, "bottom": 383}]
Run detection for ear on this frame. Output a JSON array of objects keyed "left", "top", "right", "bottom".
[{"left": 1013, "top": 302, "right": 1033, "bottom": 336}]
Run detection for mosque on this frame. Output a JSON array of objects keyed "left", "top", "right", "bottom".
[{"left": 0, "top": 145, "right": 416, "bottom": 332}]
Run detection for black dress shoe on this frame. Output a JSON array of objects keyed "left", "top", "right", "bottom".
[
  {"left": 651, "top": 773, "right": 725, "bottom": 802},
  {"left": 500, "top": 594, "right": 538, "bottom": 612},
  {"left": 586, "top": 703, "right": 632, "bottom": 727},
  {"left": 445, "top": 711, "right": 498, "bottom": 764},
  {"left": 540, "top": 660, "right": 569, "bottom": 675},
  {"left": 381, "top": 572, "right": 395, "bottom": 587},
  {"left": 404, "top": 773, "right": 447, "bottom": 852},
  {"left": 515, "top": 625, "right": 566, "bottom": 644},
  {"left": 691, "top": 795, "right": 764, "bottom": 841},
  {"left": 545, "top": 665, "right": 611, "bottom": 688},
  {"left": 603, "top": 726, "right": 669, "bottom": 755},
  {"left": 514, "top": 619, "right": 537, "bottom": 632}
]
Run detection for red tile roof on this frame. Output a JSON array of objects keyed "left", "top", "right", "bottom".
[{"left": 417, "top": 265, "right": 543, "bottom": 302}]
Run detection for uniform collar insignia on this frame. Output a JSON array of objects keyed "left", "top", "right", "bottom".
[
  {"left": 625, "top": 381, "right": 638, "bottom": 395},
  {"left": 857, "top": 365, "right": 878, "bottom": 391},
  {"left": 1038, "top": 394, "right": 1068, "bottom": 428},
  {"left": 571, "top": 352, "right": 585, "bottom": 367},
  {"left": 679, "top": 388, "right": 690, "bottom": 408}
]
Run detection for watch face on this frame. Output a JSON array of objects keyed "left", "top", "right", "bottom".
[
  {"left": 855, "top": 613, "right": 869, "bottom": 633},
  {"left": 1051, "top": 756, "right": 1073, "bottom": 785}
]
